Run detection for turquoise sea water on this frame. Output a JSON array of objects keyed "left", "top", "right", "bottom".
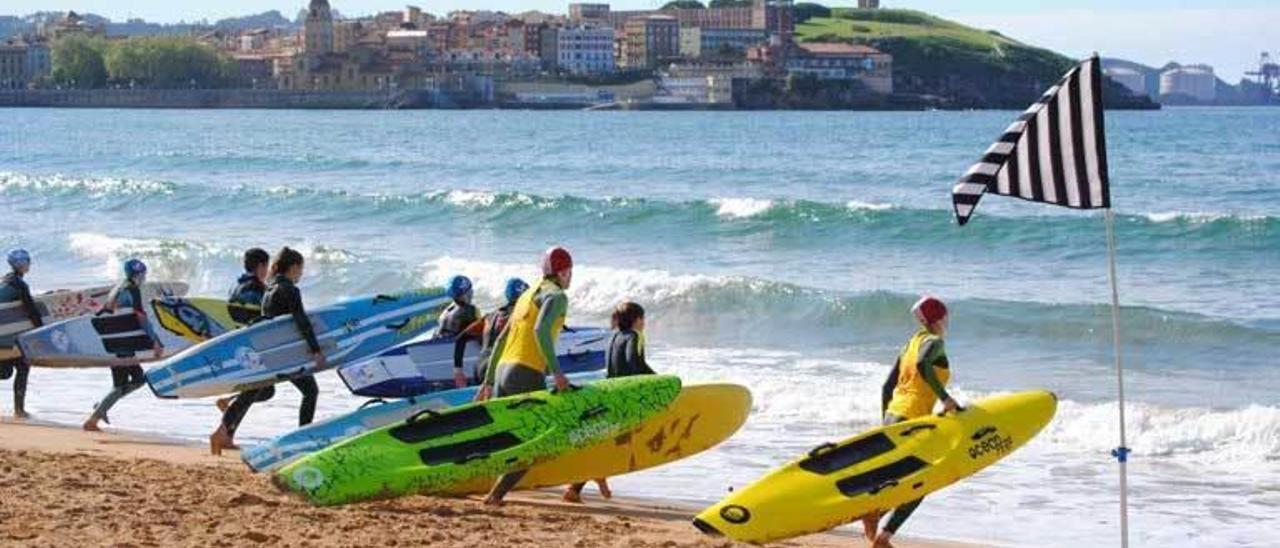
[{"left": 1, "top": 107, "right": 1277, "bottom": 546}]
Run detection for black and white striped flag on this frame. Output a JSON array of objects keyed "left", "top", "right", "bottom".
[{"left": 952, "top": 55, "right": 1111, "bottom": 226}]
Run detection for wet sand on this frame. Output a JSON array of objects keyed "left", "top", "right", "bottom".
[{"left": 0, "top": 421, "right": 973, "bottom": 547}]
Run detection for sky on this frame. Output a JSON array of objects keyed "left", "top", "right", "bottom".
[{"left": 4, "top": 0, "right": 1276, "bottom": 81}]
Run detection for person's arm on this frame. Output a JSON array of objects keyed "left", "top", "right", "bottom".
[
  {"left": 16, "top": 279, "right": 42, "bottom": 327},
  {"left": 916, "top": 338, "right": 953, "bottom": 404},
  {"left": 534, "top": 292, "right": 567, "bottom": 375},
  {"left": 881, "top": 359, "right": 900, "bottom": 416},
  {"left": 452, "top": 318, "right": 484, "bottom": 386},
  {"left": 290, "top": 287, "right": 321, "bottom": 354}
]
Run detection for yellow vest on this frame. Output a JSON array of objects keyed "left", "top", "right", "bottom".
[
  {"left": 887, "top": 329, "right": 951, "bottom": 419},
  {"left": 497, "top": 279, "right": 566, "bottom": 374}
]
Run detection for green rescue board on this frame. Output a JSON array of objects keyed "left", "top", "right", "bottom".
[{"left": 275, "top": 375, "right": 682, "bottom": 506}]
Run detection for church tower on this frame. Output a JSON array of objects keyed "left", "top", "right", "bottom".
[{"left": 304, "top": 0, "right": 334, "bottom": 55}]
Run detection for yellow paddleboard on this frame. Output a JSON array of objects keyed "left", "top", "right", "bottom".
[
  {"left": 443, "top": 382, "right": 752, "bottom": 496},
  {"left": 151, "top": 297, "right": 258, "bottom": 343},
  {"left": 694, "top": 390, "right": 1057, "bottom": 544}
]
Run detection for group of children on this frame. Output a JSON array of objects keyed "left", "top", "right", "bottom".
[{"left": 1, "top": 243, "right": 955, "bottom": 543}]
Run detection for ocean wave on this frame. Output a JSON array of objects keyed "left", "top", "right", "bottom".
[
  {"left": 1050, "top": 399, "right": 1280, "bottom": 467},
  {"left": 659, "top": 345, "right": 1280, "bottom": 470},
  {"left": 65, "top": 233, "right": 360, "bottom": 287},
  {"left": 1145, "top": 211, "right": 1271, "bottom": 225},
  {"left": 419, "top": 256, "right": 1278, "bottom": 346},
  {"left": 7, "top": 174, "right": 1278, "bottom": 250},
  {"left": 0, "top": 172, "right": 176, "bottom": 196}
]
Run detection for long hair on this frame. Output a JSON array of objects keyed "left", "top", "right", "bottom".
[
  {"left": 269, "top": 246, "right": 304, "bottom": 278},
  {"left": 611, "top": 300, "right": 645, "bottom": 331}
]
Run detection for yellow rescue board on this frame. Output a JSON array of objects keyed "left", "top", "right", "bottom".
[
  {"left": 694, "top": 390, "right": 1057, "bottom": 544},
  {"left": 443, "top": 382, "right": 752, "bottom": 496},
  {"left": 151, "top": 297, "right": 258, "bottom": 343}
]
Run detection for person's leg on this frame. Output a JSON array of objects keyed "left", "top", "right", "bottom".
[
  {"left": 211, "top": 385, "right": 276, "bottom": 455},
  {"left": 863, "top": 413, "right": 911, "bottom": 540},
  {"left": 12, "top": 361, "right": 29, "bottom": 419},
  {"left": 874, "top": 498, "right": 923, "bottom": 547},
  {"left": 595, "top": 477, "right": 612, "bottom": 499},
  {"left": 563, "top": 482, "right": 587, "bottom": 503},
  {"left": 484, "top": 365, "right": 547, "bottom": 505},
  {"left": 84, "top": 367, "right": 133, "bottom": 430},
  {"left": 291, "top": 375, "right": 319, "bottom": 426}
]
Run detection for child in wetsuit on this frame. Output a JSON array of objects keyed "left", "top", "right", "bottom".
[
  {"left": 563, "top": 300, "right": 656, "bottom": 503},
  {"left": 1, "top": 248, "right": 39, "bottom": 419},
  {"left": 209, "top": 247, "right": 270, "bottom": 453},
  {"left": 862, "top": 296, "right": 961, "bottom": 548},
  {"left": 82, "top": 258, "right": 164, "bottom": 431}
]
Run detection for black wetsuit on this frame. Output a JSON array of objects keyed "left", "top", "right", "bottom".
[
  {"left": 1, "top": 271, "right": 40, "bottom": 412},
  {"left": 228, "top": 273, "right": 266, "bottom": 309},
  {"left": 453, "top": 304, "right": 512, "bottom": 383},
  {"left": 437, "top": 301, "right": 479, "bottom": 338},
  {"left": 570, "top": 328, "right": 657, "bottom": 492},
  {"left": 221, "top": 275, "right": 319, "bottom": 435},
  {"left": 605, "top": 329, "right": 655, "bottom": 378}
]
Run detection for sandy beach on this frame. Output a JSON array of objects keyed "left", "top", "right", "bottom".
[{"left": 0, "top": 420, "right": 972, "bottom": 548}]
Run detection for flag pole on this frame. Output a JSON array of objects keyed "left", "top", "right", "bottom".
[{"left": 1103, "top": 208, "right": 1130, "bottom": 548}]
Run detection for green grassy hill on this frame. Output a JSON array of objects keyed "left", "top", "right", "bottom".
[{"left": 795, "top": 9, "right": 1152, "bottom": 108}]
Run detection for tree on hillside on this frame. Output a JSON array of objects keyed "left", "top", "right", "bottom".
[
  {"left": 708, "top": 0, "right": 751, "bottom": 7},
  {"left": 662, "top": 0, "right": 705, "bottom": 9},
  {"left": 51, "top": 35, "right": 108, "bottom": 88},
  {"left": 794, "top": 3, "right": 831, "bottom": 24}
]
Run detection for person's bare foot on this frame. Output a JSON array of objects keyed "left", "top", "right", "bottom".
[
  {"left": 12, "top": 410, "right": 30, "bottom": 421},
  {"left": 562, "top": 488, "right": 583, "bottom": 504},
  {"left": 82, "top": 419, "right": 101, "bottom": 432},
  {"left": 215, "top": 397, "right": 233, "bottom": 413},
  {"left": 209, "top": 428, "right": 237, "bottom": 456},
  {"left": 861, "top": 512, "right": 882, "bottom": 541},
  {"left": 872, "top": 531, "right": 895, "bottom": 548},
  {"left": 595, "top": 478, "right": 612, "bottom": 500},
  {"left": 482, "top": 496, "right": 505, "bottom": 507}
]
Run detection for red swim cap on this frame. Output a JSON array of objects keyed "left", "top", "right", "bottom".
[
  {"left": 541, "top": 246, "right": 573, "bottom": 276},
  {"left": 912, "top": 296, "right": 948, "bottom": 326}
]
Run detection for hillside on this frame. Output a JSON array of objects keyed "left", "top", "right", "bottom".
[{"left": 795, "top": 9, "right": 1156, "bottom": 109}]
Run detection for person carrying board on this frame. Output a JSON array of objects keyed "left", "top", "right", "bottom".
[
  {"left": 862, "top": 296, "right": 962, "bottom": 548},
  {"left": 1, "top": 248, "right": 39, "bottom": 419},
  {"left": 475, "top": 246, "right": 574, "bottom": 506},
  {"left": 82, "top": 258, "right": 163, "bottom": 431}
]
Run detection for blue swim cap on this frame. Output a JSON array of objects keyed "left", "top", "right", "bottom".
[
  {"left": 504, "top": 278, "right": 529, "bottom": 304},
  {"left": 6, "top": 248, "right": 30, "bottom": 268},
  {"left": 446, "top": 275, "right": 473, "bottom": 300},
  {"left": 123, "top": 258, "right": 148, "bottom": 278}
]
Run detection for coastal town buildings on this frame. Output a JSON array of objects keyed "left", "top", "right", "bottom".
[
  {"left": 622, "top": 15, "right": 679, "bottom": 69},
  {"left": 679, "top": 27, "right": 769, "bottom": 59},
  {"left": 785, "top": 42, "right": 893, "bottom": 93},
  {"left": 0, "top": 37, "right": 49, "bottom": 89},
  {"left": 2, "top": 0, "right": 898, "bottom": 105},
  {"left": 38, "top": 11, "right": 103, "bottom": 41},
  {"left": 0, "top": 41, "right": 26, "bottom": 89},
  {"left": 557, "top": 26, "right": 615, "bottom": 75}
]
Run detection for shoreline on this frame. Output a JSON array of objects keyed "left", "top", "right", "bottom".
[
  {"left": 0, "top": 89, "right": 1165, "bottom": 111},
  {"left": 0, "top": 419, "right": 976, "bottom": 547}
]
